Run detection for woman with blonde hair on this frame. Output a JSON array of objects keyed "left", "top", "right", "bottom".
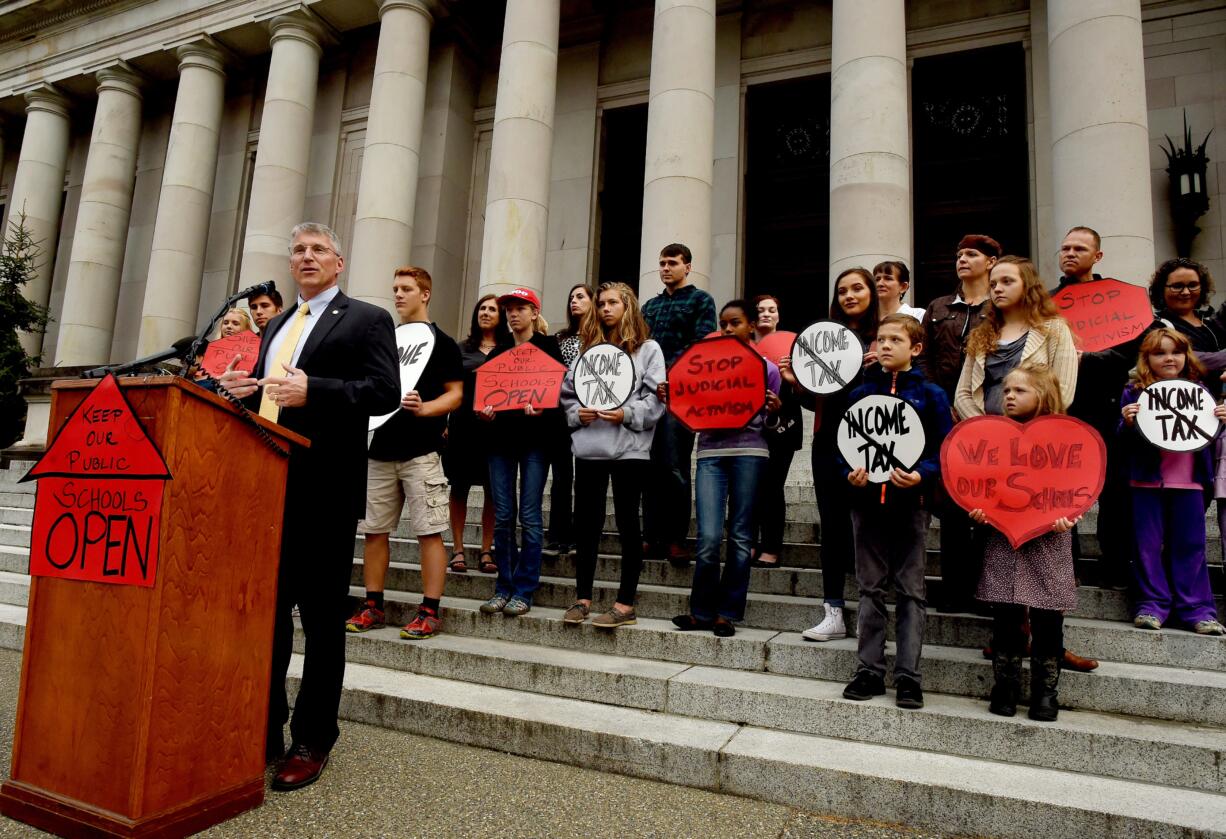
[
  {"left": 217, "top": 307, "right": 254, "bottom": 338},
  {"left": 955, "top": 256, "right": 1078, "bottom": 418},
  {"left": 559, "top": 281, "right": 665, "bottom": 628}
]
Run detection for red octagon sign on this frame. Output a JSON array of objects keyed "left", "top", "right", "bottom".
[{"left": 667, "top": 335, "right": 768, "bottom": 433}]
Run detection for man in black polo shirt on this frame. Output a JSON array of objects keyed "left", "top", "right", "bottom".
[{"left": 346, "top": 266, "right": 463, "bottom": 640}]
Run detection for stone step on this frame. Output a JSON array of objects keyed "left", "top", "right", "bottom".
[
  {"left": 0, "top": 571, "right": 29, "bottom": 607},
  {"left": 0, "top": 602, "right": 25, "bottom": 651},
  {"left": 310, "top": 625, "right": 1226, "bottom": 795},
  {"left": 350, "top": 560, "right": 1226, "bottom": 671},
  {"left": 0, "top": 545, "right": 28, "bottom": 574},
  {"left": 360, "top": 589, "right": 1226, "bottom": 726},
  {"left": 291, "top": 657, "right": 1226, "bottom": 839},
  {"left": 369, "top": 536, "right": 1192, "bottom": 622}
]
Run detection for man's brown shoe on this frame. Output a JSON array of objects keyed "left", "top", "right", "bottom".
[
  {"left": 1061, "top": 648, "right": 1099, "bottom": 672},
  {"left": 272, "top": 744, "right": 329, "bottom": 791}
]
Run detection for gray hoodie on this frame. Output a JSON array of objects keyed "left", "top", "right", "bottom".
[{"left": 560, "top": 340, "right": 666, "bottom": 460}]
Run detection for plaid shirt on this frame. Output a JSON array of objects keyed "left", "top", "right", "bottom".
[{"left": 642, "top": 283, "right": 718, "bottom": 367}]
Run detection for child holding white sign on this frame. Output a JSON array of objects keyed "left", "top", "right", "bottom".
[
  {"left": 559, "top": 282, "right": 665, "bottom": 629},
  {"left": 1118, "top": 329, "right": 1225, "bottom": 636},
  {"left": 840, "top": 315, "right": 952, "bottom": 709},
  {"left": 969, "top": 363, "right": 1081, "bottom": 722}
]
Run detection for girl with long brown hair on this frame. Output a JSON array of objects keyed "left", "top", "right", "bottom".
[
  {"left": 955, "top": 256, "right": 1078, "bottom": 418},
  {"left": 558, "top": 281, "right": 665, "bottom": 628}
]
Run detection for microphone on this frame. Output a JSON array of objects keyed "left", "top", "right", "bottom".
[
  {"left": 81, "top": 335, "right": 198, "bottom": 379},
  {"left": 234, "top": 280, "right": 277, "bottom": 300}
]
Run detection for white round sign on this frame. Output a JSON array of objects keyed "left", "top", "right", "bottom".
[
  {"left": 837, "top": 394, "right": 926, "bottom": 484},
  {"left": 790, "top": 320, "right": 864, "bottom": 395},
  {"left": 369, "top": 322, "right": 436, "bottom": 431},
  {"left": 1135, "top": 379, "right": 1219, "bottom": 453},
  {"left": 574, "top": 343, "right": 636, "bottom": 410}
]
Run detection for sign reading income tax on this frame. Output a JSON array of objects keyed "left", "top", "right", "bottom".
[
  {"left": 575, "top": 343, "right": 635, "bottom": 410},
  {"left": 201, "top": 332, "right": 261, "bottom": 379},
  {"left": 836, "top": 395, "right": 925, "bottom": 483},
  {"left": 1135, "top": 379, "right": 1220, "bottom": 452},
  {"left": 940, "top": 415, "right": 1105, "bottom": 549},
  {"left": 668, "top": 335, "right": 767, "bottom": 433},
  {"left": 1052, "top": 278, "right": 1152, "bottom": 353},
  {"left": 22, "top": 374, "right": 171, "bottom": 587},
  {"left": 474, "top": 341, "right": 568, "bottom": 412},
  {"left": 791, "top": 321, "right": 863, "bottom": 395},
  {"left": 370, "top": 322, "right": 436, "bottom": 431}
]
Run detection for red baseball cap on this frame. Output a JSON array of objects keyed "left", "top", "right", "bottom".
[{"left": 497, "top": 287, "right": 541, "bottom": 309}]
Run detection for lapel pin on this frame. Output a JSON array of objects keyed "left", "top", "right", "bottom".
[{"left": 331, "top": 309, "right": 339, "bottom": 315}]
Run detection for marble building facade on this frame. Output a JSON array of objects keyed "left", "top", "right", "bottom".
[{"left": 0, "top": 0, "right": 1222, "bottom": 366}]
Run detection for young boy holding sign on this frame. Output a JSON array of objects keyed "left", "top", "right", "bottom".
[
  {"left": 841, "top": 315, "right": 952, "bottom": 709},
  {"left": 1119, "top": 329, "right": 1226, "bottom": 636}
]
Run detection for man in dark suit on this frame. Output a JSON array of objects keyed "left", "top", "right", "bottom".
[{"left": 220, "top": 221, "right": 399, "bottom": 791}]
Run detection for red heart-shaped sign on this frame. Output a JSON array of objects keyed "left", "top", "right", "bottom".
[{"left": 940, "top": 415, "right": 1106, "bottom": 549}]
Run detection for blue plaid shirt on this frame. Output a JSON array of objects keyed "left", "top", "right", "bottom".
[{"left": 642, "top": 283, "right": 718, "bottom": 367}]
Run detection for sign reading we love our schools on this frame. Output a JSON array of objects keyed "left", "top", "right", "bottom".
[{"left": 941, "top": 415, "right": 1105, "bottom": 549}]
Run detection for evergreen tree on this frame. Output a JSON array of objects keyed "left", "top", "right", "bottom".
[{"left": 0, "top": 212, "right": 50, "bottom": 448}]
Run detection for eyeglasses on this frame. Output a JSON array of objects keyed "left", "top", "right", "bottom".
[
  {"left": 290, "top": 244, "right": 336, "bottom": 258},
  {"left": 1168, "top": 283, "right": 1201, "bottom": 294}
]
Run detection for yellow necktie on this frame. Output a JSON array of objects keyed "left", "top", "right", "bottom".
[{"left": 258, "top": 302, "right": 310, "bottom": 421}]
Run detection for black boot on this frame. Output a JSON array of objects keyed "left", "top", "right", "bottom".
[
  {"left": 1028, "top": 655, "right": 1060, "bottom": 722},
  {"left": 988, "top": 652, "right": 1022, "bottom": 717}
]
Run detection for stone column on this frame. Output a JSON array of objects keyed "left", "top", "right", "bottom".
[
  {"left": 347, "top": 0, "right": 435, "bottom": 309},
  {"left": 8, "top": 86, "right": 70, "bottom": 359},
  {"left": 1048, "top": 0, "right": 1153, "bottom": 283},
  {"left": 638, "top": 0, "right": 716, "bottom": 295},
  {"left": 238, "top": 12, "right": 324, "bottom": 286},
  {"left": 54, "top": 65, "right": 143, "bottom": 365},
  {"left": 828, "top": 0, "right": 910, "bottom": 282},
  {"left": 136, "top": 40, "right": 227, "bottom": 356},
  {"left": 477, "top": 0, "right": 560, "bottom": 298}
]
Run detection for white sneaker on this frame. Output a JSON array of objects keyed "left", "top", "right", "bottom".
[{"left": 802, "top": 605, "right": 846, "bottom": 641}]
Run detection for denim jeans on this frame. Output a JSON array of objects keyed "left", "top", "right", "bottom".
[
  {"left": 643, "top": 411, "right": 695, "bottom": 547},
  {"left": 690, "top": 455, "right": 766, "bottom": 622},
  {"left": 488, "top": 448, "right": 549, "bottom": 603},
  {"left": 852, "top": 507, "right": 928, "bottom": 684}
]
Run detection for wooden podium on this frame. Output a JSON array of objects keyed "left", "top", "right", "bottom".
[{"left": 0, "top": 376, "right": 307, "bottom": 838}]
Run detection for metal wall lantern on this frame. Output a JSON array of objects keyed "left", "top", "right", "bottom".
[{"left": 1161, "top": 110, "right": 1213, "bottom": 257}]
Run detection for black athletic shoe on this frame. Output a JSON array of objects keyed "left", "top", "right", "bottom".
[
  {"left": 894, "top": 676, "right": 925, "bottom": 709},
  {"left": 842, "top": 670, "right": 886, "bottom": 701}
]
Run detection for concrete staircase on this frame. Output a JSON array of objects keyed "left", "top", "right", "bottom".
[{"left": 1, "top": 458, "right": 1225, "bottom": 837}]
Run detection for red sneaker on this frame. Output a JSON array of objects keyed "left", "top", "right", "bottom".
[
  {"left": 345, "top": 601, "right": 386, "bottom": 633},
  {"left": 400, "top": 607, "right": 441, "bottom": 640}
]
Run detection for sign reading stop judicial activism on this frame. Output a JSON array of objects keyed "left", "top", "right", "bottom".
[
  {"left": 201, "top": 332, "right": 261, "bottom": 378},
  {"left": 22, "top": 375, "right": 171, "bottom": 587},
  {"left": 574, "top": 343, "right": 635, "bottom": 410},
  {"left": 837, "top": 394, "right": 925, "bottom": 483},
  {"left": 1052, "top": 278, "right": 1152, "bottom": 352},
  {"left": 941, "top": 415, "right": 1105, "bottom": 549},
  {"left": 667, "top": 335, "right": 767, "bottom": 433},
  {"left": 791, "top": 321, "right": 863, "bottom": 395},
  {"left": 474, "top": 341, "right": 568, "bottom": 412},
  {"left": 370, "top": 322, "right": 437, "bottom": 430},
  {"left": 1135, "top": 379, "right": 1220, "bottom": 452}
]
